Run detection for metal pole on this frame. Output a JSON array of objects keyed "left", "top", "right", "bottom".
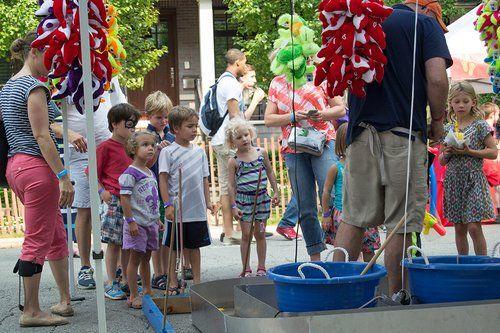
[
  {"left": 78, "top": 1, "right": 107, "bottom": 332},
  {"left": 62, "top": 100, "right": 85, "bottom": 302},
  {"left": 62, "top": 101, "right": 75, "bottom": 294}
]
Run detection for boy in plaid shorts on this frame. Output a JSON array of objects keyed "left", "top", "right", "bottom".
[{"left": 96, "top": 103, "right": 141, "bottom": 300}]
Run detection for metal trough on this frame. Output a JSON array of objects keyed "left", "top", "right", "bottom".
[{"left": 190, "top": 277, "right": 500, "bottom": 333}]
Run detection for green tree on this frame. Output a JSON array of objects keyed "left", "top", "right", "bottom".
[
  {"left": 225, "top": 0, "right": 465, "bottom": 89},
  {"left": 0, "top": 0, "right": 166, "bottom": 89}
]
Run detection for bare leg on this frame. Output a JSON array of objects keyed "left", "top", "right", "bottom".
[
  {"left": 333, "top": 223, "right": 364, "bottom": 262},
  {"left": 105, "top": 243, "right": 120, "bottom": 284},
  {"left": 454, "top": 223, "right": 469, "bottom": 255},
  {"left": 22, "top": 273, "right": 44, "bottom": 316},
  {"left": 362, "top": 252, "right": 375, "bottom": 263},
  {"left": 240, "top": 222, "right": 252, "bottom": 271},
  {"left": 75, "top": 208, "right": 92, "bottom": 268},
  {"left": 127, "top": 251, "right": 141, "bottom": 302},
  {"left": 166, "top": 247, "right": 178, "bottom": 292},
  {"left": 188, "top": 248, "right": 201, "bottom": 284},
  {"left": 48, "top": 258, "right": 71, "bottom": 306},
  {"left": 183, "top": 251, "right": 191, "bottom": 269},
  {"left": 151, "top": 250, "right": 162, "bottom": 278},
  {"left": 384, "top": 233, "right": 411, "bottom": 295},
  {"left": 254, "top": 221, "right": 267, "bottom": 269},
  {"left": 121, "top": 249, "right": 130, "bottom": 285},
  {"left": 160, "top": 245, "right": 169, "bottom": 276},
  {"left": 140, "top": 251, "right": 153, "bottom": 295},
  {"left": 468, "top": 222, "right": 487, "bottom": 255},
  {"left": 221, "top": 195, "right": 235, "bottom": 237}
]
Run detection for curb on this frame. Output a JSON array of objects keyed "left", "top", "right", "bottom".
[{"left": 0, "top": 238, "right": 23, "bottom": 249}]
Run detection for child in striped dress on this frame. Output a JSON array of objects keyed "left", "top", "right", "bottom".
[{"left": 227, "top": 119, "right": 279, "bottom": 277}]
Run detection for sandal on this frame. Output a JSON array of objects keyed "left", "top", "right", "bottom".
[
  {"left": 239, "top": 269, "right": 252, "bottom": 278},
  {"left": 127, "top": 297, "right": 142, "bottom": 309},
  {"left": 152, "top": 274, "right": 167, "bottom": 290},
  {"left": 19, "top": 313, "right": 68, "bottom": 327},
  {"left": 167, "top": 286, "right": 181, "bottom": 296},
  {"left": 256, "top": 267, "right": 267, "bottom": 277}
]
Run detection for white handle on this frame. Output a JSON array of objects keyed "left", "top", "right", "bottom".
[
  {"left": 323, "top": 247, "right": 349, "bottom": 262},
  {"left": 406, "top": 246, "right": 429, "bottom": 265},
  {"left": 297, "top": 263, "right": 331, "bottom": 279},
  {"left": 491, "top": 242, "right": 500, "bottom": 257}
]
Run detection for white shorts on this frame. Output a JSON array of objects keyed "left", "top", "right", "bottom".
[{"left": 69, "top": 147, "right": 91, "bottom": 209}]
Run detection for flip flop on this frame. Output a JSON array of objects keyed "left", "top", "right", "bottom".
[{"left": 127, "top": 297, "right": 142, "bottom": 309}]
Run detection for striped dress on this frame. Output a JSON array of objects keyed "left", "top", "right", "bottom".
[{"left": 235, "top": 148, "right": 271, "bottom": 222}]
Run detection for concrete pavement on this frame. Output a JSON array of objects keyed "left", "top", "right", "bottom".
[{"left": 0, "top": 224, "right": 499, "bottom": 332}]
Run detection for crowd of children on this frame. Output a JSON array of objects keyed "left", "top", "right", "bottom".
[{"left": 90, "top": 77, "right": 497, "bottom": 309}]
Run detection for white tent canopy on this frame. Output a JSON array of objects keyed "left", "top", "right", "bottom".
[{"left": 445, "top": 5, "right": 491, "bottom": 94}]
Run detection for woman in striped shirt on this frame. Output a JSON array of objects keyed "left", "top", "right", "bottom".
[{"left": 0, "top": 32, "right": 74, "bottom": 327}]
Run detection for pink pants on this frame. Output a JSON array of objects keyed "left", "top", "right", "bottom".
[{"left": 7, "top": 154, "right": 68, "bottom": 265}]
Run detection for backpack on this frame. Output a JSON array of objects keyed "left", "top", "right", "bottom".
[
  {"left": 198, "top": 72, "right": 233, "bottom": 137},
  {"left": 0, "top": 120, "right": 9, "bottom": 187}
]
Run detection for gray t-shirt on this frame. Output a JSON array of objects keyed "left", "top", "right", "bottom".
[
  {"left": 158, "top": 142, "right": 210, "bottom": 222},
  {"left": 119, "top": 165, "right": 160, "bottom": 227}
]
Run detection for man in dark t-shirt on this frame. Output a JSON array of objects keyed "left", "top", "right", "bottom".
[{"left": 334, "top": 0, "right": 452, "bottom": 295}]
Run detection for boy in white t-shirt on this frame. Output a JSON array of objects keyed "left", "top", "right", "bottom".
[{"left": 158, "top": 106, "right": 215, "bottom": 294}]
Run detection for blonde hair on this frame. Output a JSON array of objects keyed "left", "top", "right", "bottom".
[
  {"left": 335, "top": 123, "right": 348, "bottom": 158},
  {"left": 126, "top": 131, "right": 156, "bottom": 158},
  {"left": 145, "top": 91, "right": 173, "bottom": 117},
  {"left": 10, "top": 31, "right": 37, "bottom": 62},
  {"left": 225, "top": 118, "right": 257, "bottom": 148},
  {"left": 447, "top": 82, "right": 483, "bottom": 123},
  {"left": 480, "top": 102, "right": 499, "bottom": 119}
]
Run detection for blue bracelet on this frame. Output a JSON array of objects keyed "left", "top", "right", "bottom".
[
  {"left": 164, "top": 201, "right": 173, "bottom": 208},
  {"left": 56, "top": 169, "right": 68, "bottom": 180},
  {"left": 322, "top": 209, "right": 332, "bottom": 218},
  {"left": 125, "top": 217, "right": 135, "bottom": 224},
  {"left": 290, "top": 112, "right": 296, "bottom": 124},
  {"left": 231, "top": 203, "right": 237, "bottom": 209},
  {"left": 98, "top": 188, "right": 105, "bottom": 195}
]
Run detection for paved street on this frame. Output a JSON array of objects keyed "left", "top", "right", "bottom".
[{"left": 1, "top": 224, "right": 499, "bottom": 332}]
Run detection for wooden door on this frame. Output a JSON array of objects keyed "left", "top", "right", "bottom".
[{"left": 128, "top": 10, "right": 178, "bottom": 112}]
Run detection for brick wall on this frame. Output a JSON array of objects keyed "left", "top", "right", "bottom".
[{"left": 175, "top": 1, "right": 201, "bottom": 107}]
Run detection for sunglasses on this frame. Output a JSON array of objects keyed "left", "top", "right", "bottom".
[{"left": 124, "top": 119, "right": 138, "bottom": 129}]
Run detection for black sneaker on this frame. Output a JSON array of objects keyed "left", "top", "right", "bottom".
[
  {"left": 183, "top": 268, "right": 193, "bottom": 281},
  {"left": 152, "top": 275, "right": 167, "bottom": 290},
  {"left": 77, "top": 266, "right": 96, "bottom": 289}
]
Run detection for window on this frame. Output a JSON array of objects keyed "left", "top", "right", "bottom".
[
  {"left": 150, "top": 19, "right": 169, "bottom": 49},
  {"left": 213, "top": 9, "right": 238, "bottom": 77}
]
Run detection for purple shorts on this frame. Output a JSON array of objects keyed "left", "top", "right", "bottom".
[{"left": 122, "top": 222, "right": 159, "bottom": 253}]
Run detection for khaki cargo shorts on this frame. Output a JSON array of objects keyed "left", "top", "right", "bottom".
[
  {"left": 213, "top": 144, "right": 235, "bottom": 196},
  {"left": 342, "top": 125, "right": 427, "bottom": 233}
]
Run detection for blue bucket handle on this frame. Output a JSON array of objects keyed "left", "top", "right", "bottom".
[
  {"left": 406, "top": 246, "right": 430, "bottom": 265},
  {"left": 323, "top": 247, "right": 349, "bottom": 262},
  {"left": 297, "top": 263, "right": 331, "bottom": 279},
  {"left": 492, "top": 242, "right": 500, "bottom": 257}
]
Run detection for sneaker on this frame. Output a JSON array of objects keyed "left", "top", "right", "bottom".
[
  {"left": 105, "top": 281, "right": 126, "bottom": 300},
  {"left": 121, "top": 282, "right": 142, "bottom": 296},
  {"left": 152, "top": 275, "right": 167, "bottom": 290},
  {"left": 115, "top": 267, "right": 122, "bottom": 280},
  {"left": 276, "top": 227, "right": 302, "bottom": 241},
  {"left": 183, "top": 268, "right": 193, "bottom": 281},
  {"left": 77, "top": 266, "right": 96, "bottom": 289}
]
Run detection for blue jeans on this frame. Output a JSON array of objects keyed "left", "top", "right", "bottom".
[
  {"left": 284, "top": 141, "right": 337, "bottom": 256},
  {"left": 278, "top": 196, "right": 298, "bottom": 228}
]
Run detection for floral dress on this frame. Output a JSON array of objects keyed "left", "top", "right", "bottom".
[{"left": 444, "top": 120, "right": 494, "bottom": 223}]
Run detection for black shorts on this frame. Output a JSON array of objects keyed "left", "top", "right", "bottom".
[{"left": 163, "top": 221, "right": 211, "bottom": 250}]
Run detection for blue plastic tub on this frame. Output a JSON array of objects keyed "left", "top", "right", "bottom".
[
  {"left": 403, "top": 255, "right": 500, "bottom": 304},
  {"left": 267, "top": 261, "right": 386, "bottom": 312}
]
